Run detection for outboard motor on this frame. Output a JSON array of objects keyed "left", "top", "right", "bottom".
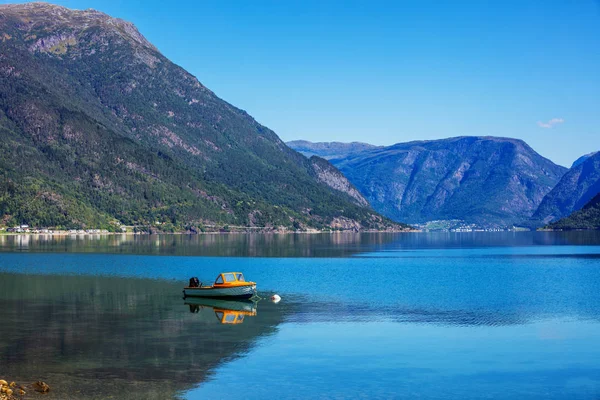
[{"left": 189, "top": 277, "right": 201, "bottom": 287}]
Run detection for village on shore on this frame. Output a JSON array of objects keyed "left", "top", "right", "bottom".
[{"left": 0, "top": 224, "right": 120, "bottom": 235}]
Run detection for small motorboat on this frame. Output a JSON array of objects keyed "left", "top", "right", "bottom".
[{"left": 183, "top": 272, "right": 257, "bottom": 299}]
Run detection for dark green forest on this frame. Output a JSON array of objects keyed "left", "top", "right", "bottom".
[{"left": 548, "top": 194, "right": 600, "bottom": 231}]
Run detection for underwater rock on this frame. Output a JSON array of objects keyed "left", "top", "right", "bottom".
[{"left": 34, "top": 381, "right": 51, "bottom": 393}]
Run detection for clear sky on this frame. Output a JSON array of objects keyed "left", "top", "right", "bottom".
[{"left": 4, "top": 0, "right": 600, "bottom": 166}]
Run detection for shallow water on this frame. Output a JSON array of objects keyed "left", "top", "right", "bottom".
[{"left": 1, "top": 232, "right": 599, "bottom": 399}]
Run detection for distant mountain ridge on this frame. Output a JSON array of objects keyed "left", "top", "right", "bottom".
[
  {"left": 286, "top": 140, "right": 380, "bottom": 160},
  {"left": 288, "top": 137, "right": 567, "bottom": 227},
  {"left": 572, "top": 152, "right": 599, "bottom": 168},
  {"left": 0, "top": 3, "right": 405, "bottom": 232},
  {"left": 532, "top": 151, "right": 600, "bottom": 225}
]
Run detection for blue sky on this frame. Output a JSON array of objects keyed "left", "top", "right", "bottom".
[{"left": 4, "top": 0, "right": 600, "bottom": 166}]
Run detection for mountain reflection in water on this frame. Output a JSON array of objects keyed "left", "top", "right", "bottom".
[
  {"left": 2, "top": 271, "right": 599, "bottom": 399},
  {"left": 1, "top": 233, "right": 600, "bottom": 399},
  {"left": 2, "top": 231, "right": 600, "bottom": 257},
  {"left": 0, "top": 273, "right": 290, "bottom": 400},
  {"left": 4, "top": 273, "right": 585, "bottom": 400}
]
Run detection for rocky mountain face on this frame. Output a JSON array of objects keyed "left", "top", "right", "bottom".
[
  {"left": 0, "top": 3, "right": 405, "bottom": 231},
  {"left": 308, "top": 156, "right": 368, "bottom": 207},
  {"left": 571, "top": 151, "right": 599, "bottom": 168},
  {"left": 289, "top": 137, "right": 567, "bottom": 227},
  {"left": 532, "top": 151, "right": 600, "bottom": 225},
  {"left": 287, "top": 140, "right": 379, "bottom": 160}
]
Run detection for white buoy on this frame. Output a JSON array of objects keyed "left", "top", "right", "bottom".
[{"left": 271, "top": 294, "right": 281, "bottom": 303}]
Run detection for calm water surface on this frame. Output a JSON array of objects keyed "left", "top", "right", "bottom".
[{"left": 1, "top": 232, "right": 600, "bottom": 399}]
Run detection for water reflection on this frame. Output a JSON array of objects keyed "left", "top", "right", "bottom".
[
  {"left": 0, "top": 232, "right": 400, "bottom": 257},
  {"left": 2, "top": 233, "right": 600, "bottom": 399},
  {"left": 185, "top": 298, "right": 258, "bottom": 324},
  {"left": 0, "top": 273, "right": 290, "bottom": 399},
  {"left": 2, "top": 267, "right": 600, "bottom": 399},
  {"left": 1, "top": 231, "right": 599, "bottom": 257},
  {"left": 289, "top": 299, "right": 590, "bottom": 327}
]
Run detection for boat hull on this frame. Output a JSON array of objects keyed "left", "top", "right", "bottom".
[{"left": 183, "top": 284, "right": 257, "bottom": 299}]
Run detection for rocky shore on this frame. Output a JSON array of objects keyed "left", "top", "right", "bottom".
[{"left": 0, "top": 379, "right": 50, "bottom": 399}]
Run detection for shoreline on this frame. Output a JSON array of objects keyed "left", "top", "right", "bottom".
[{"left": 0, "top": 229, "right": 419, "bottom": 236}]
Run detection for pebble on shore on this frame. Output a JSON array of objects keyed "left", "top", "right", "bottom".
[
  {"left": 0, "top": 382, "right": 14, "bottom": 399},
  {"left": 1, "top": 378, "right": 48, "bottom": 399}
]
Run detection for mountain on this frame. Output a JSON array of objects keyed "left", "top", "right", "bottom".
[
  {"left": 532, "top": 151, "right": 600, "bottom": 225},
  {"left": 289, "top": 137, "right": 567, "bottom": 227},
  {"left": 308, "top": 156, "right": 368, "bottom": 207},
  {"left": 286, "top": 140, "right": 379, "bottom": 160},
  {"left": 571, "top": 151, "right": 598, "bottom": 168},
  {"left": 547, "top": 193, "right": 600, "bottom": 230},
  {"left": 0, "top": 3, "right": 406, "bottom": 232}
]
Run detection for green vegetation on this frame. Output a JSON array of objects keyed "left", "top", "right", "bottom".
[
  {"left": 0, "top": 4, "right": 407, "bottom": 231},
  {"left": 547, "top": 193, "right": 600, "bottom": 230},
  {"left": 418, "top": 220, "right": 463, "bottom": 231}
]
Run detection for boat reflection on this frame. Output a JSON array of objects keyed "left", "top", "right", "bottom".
[
  {"left": 185, "top": 297, "right": 258, "bottom": 324},
  {"left": 0, "top": 273, "right": 291, "bottom": 400}
]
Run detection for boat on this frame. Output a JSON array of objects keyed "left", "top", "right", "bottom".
[
  {"left": 184, "top": 297, "right": 257, "bottom": 324},
  {"left": 183, "top": 272, "right": 257, "bottom": 299}
]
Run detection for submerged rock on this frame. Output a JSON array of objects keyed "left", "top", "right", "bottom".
[{"left": 34, "top": 381, "right": 51, "bottom": 393}]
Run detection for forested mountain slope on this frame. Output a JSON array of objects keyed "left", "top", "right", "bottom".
[
  {"left": 548, "top": 193, "right": 600, "bottom": 230},
  {"left": 0, "top": 3, "right": 405, "bottom": 231}
]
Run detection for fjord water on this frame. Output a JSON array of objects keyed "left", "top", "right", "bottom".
[{"left": 1, "top": 232, "right": 600, "bottom": 399}]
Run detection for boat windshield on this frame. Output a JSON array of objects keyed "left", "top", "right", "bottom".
[
  {"left": 236, "top": 273, "right": 245, "bottom": 282},
  {"left": 224, "top": 314, "right": 236, "bottom": 323},
  {"left": 223, "top": 273, "right": 236, "bottom": 282}
]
